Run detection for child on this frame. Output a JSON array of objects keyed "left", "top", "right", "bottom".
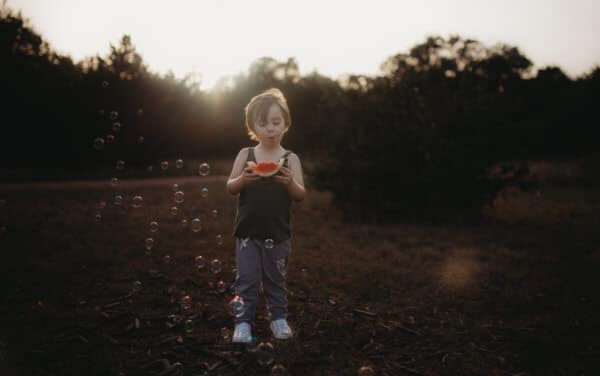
[{"left": 226, "top": 88, "right": 305, "bottom": 342}]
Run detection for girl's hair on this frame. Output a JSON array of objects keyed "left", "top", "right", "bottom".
[{"left": 244, "top": 88, "right": 291, "bottom": 141}]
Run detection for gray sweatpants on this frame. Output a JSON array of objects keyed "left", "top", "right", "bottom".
[{"left": 234, "top": 237, "right": 291, "bottom": 324}]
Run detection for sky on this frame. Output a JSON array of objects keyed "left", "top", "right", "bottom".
[{"left": 6, "top": 0, "right": 600, "bottom": 91}]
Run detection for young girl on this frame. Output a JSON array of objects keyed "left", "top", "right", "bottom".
[{"left": 226, "top": 88, "right": 305, "bottom": 342}]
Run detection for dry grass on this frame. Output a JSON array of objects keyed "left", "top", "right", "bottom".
[{"left": 0, "top": 161, "right": 599, "bottom": 375}]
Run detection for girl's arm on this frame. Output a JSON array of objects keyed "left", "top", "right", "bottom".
[
  {"left": 284, "top": 153, "right": 306, "bottom": 201},
  {"left": 226, "top": 148, "right": 254, "bottom": 195}
]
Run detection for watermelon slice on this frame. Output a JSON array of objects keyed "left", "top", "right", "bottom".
[{"left": 247, "top": 158, "right": 284, "bottom": 177}]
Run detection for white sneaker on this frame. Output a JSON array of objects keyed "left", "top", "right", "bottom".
[
  {"left": 270, "top": 318, "right": 293, "bottom": 339},
  {"left": 232, "top": 322, "right": 253, "bottom": 343}
]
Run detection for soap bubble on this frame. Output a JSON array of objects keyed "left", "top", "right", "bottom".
[
  {"left": 145, "top": 237, "right": 154, "bottom": 251},
  {"left": 221, "top": 327, "right": 231, "bottom": 341},
  {"left": 176, "top": 159, "right": 184, "bottom": 169},
  {"left": 191, "top": 218, "right": 201, "bottom": 232},
  {"left": 94, "top": 213, "right": 102, "bottom": 221},
  {"left": 163, "top": 254, "right": 172, "bottom": 264},
  {"left": 195, "top": 255, "right": 206, "bottom": 269},
  {"left": 93, "top": 137, "right": 105, "bottom": 150},
  {"left": 198, "top": 162, "right": 210, "bottom": 176},
  {"left": 358, "top": 366, "right": 375, "bottom": 376},
  {"left": 167, "top": 314, "right": 182, "bottom": 326},
  {"left": 184, "top": 319, "right": 194, "bottom": 335},
  {"left": 172, "top": 183, "right": 179, "bottom": 192},
  {"left": 112, "top": 122, "right": 122, "bottom": 133},
  {"left": 106, "top": 134, "right": 115, "bottom": 144},
  {"left": 209, "top": 259, "right": 222, "bottom": 274},
  {"left": 137, "top": 136, "right": 145, "bottom": 144},
  {"left": 256, "top": 342, "right": 275, "bottom": 366},
  {"left": 265, "top": 239, "right": 274, "bottom": 249},
  {"left": 169, "top": 206, "right": 178, "bottom": 216},
  {"left": 216, "top": 280, "right": 226, "bottom": 294},
  {"left": 180, "top": 295, "right": 192, "bottom": 312},
  {"left": 114, "top": 195, "right": 123, "bottom": 205},
  {"left": 101, "top": 81, "right": 109, "bottom": 89},
  {"left": 228, "top": 296, "right": 246, "bottom": 318},
  {"left": 149, "top": 221, "right": 159, "bottom": 233},
  {"left": 132, "top": 280, "right": 142, "bottom": 293},
  {"left": 271, "top": 364, "right": 288, "bottom": 376},
  {"left": 211, "top": 209, "right": 218, "bottom": 218},
  {"left": 174, "top": 191, "right": 185, "bottom": 204},
  {"left": 216, "top": 234, "right": 223, "bottom": 246},
  {"left": 109, "top": 111, "right": 118, "bottom": 120},
  {"left": 132, "top": 195, "right": 143, "bottom": 208},
  {"left": 96, "top": 201, "right": 107, "bottom": 211},
  {"left": 116, "top": 160, "right": 125, "bottom": 171},
  {"left": 161, "top": 161, "right": 169, "bottom": 171},
  {"left": 181, "top": 218, "right": 188, "bottom": 227},
  {"left": 201, "top": 187, "right": 209, "bottom": 198},
  {"left": 110, "top": 177, "right": 119, "bottom": 187}
]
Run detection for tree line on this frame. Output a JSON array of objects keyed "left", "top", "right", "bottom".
[{"left": 1, "top": 5, "right": 598, "bottom": 223}]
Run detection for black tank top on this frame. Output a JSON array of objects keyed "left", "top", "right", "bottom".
[{"left": 233, "top": 147, "right": 292, "bottom": 244}]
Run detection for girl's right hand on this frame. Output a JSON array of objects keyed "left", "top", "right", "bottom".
[{"left": 241, "top": 167, "right": 260, "bottom": 185}]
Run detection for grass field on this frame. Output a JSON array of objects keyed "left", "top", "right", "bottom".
[{"left": 0, "top": 159, "right": 599, "bottom": 375}]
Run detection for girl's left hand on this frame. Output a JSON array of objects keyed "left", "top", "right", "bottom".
[{"left": 273, "top": 167, "right": 292, "bottom": 185}]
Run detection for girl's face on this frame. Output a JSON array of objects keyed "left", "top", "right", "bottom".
[{"left": 253, "top": 103, "right": 286, "bottom": 146}]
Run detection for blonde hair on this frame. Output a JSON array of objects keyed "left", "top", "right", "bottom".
[{"left": 244, "top": 88, "right": 291, "bottom": 141}]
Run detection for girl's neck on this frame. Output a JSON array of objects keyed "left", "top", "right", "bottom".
[{"left": 255, "top": 143, "right": 284, "bottom": 154}]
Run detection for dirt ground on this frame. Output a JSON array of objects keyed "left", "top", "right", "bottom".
[{"left": 0, "top": 161, "right": 599, "bottom": 375}]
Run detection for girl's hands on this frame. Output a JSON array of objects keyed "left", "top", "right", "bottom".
[
  {"left": 241, "top": 167, "right": 260, "bottom": 185},
  {"left": 273, "top": 167, "right": 292, "bottom": 186}
]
